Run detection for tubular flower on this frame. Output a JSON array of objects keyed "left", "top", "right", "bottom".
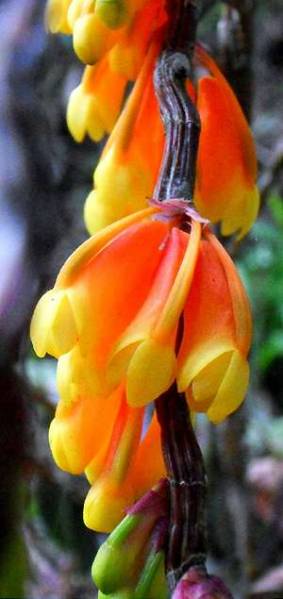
[
  {"left": 45, "top": 0, "right": 166, "bottom": 66},
  {"left": 194, "top": 47, "right": 260, "bottom": 239},
  {"left": 31, "top": 205, "right": 252, "bottom": 426},
  {"left": 49, "top": 379, "right": 165, "bottom": 532},
  {"left": 78, "top": 45, "right": 258, "bottom": 237},
  {"left": 84, "top": 43, "right": 164, "bottom": 233},
  {"left": 67, "top": 56, "right": 127, "bottom": 143}
]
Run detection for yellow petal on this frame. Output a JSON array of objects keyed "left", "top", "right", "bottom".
[
  {"left": 45, "top": 0, "right": 72, "bottom": 33},
  {"left": 177, "top": 340, "right": 235, "bottom": 393},
  {"left": 153, "top": 221, "right": 201, "bottom": 343},
  {"left": 192, "top": 351, "right": 233, "bottom": 404},
  {"left": 83, "top": 476, "right": 135, "bottom": 532},
  {"left": 126, "top": 338, "right": 176, "bottom": 407},
  {"left": 30, "top": 290, "right": 78, "bottom": 358},
  {"left": 207, "top": 350, "right": 249, "bottom": 423}
]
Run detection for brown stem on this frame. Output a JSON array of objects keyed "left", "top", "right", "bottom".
[
  {"left": 153, "top": 0, "right": 200, "bottom": 202},
  {"left": 152, "top": 1, "right": 208, "bottom": 593},
  {"left": 156, "top": 386, "right": 206, "bottom": 592},
  {"left": 153, "top": 51, "right": 200, "bottom": 201}
]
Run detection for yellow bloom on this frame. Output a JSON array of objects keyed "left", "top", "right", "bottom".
[
  {"left": 67, "top": 56, "right": 127, "bottom": 142},
  {"left": 31, "top": 207, "right": 251, "bottom": 421}
]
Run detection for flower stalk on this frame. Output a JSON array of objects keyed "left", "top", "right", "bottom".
[
  {"left": 156, "top": 387, "right": 206, "bottom": 592},
  {"left": 153, "top": 0, "right": 200, "bottom": 202},
  {"left": 154, "top": 0, "right": 206, "bottom": 593}
]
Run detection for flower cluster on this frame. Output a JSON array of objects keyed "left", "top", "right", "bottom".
[
  {"left": 46, "top": 0, "right": 259, "bottom": 238},
  {"left": 31, "top": 203, "right": 252, "bottom": 530},
  {"left": 31, "top": 0, "right": 259, "bottom": 592}
]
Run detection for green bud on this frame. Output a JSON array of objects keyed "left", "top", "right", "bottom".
[
  {"left": 135, "top": 552, "right": 169, "bottom": 599},
  {"left": 92, "top": 514, "right": 146, "bottom": 594},
  {"left": 98, "top": 590, "right": 134, "bottom": 599},
  {"left": 95, "top": 0, "right": 128, "bottom": 29}
]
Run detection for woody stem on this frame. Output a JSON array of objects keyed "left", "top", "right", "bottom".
[
  {"left": 153, "top": 0, "right": 207, "bottom": 593},
  {"left": 156, "top": 386, "right": 207, "bottom": 592},
  {"left": 153, "top": 0, "right": 200, "bottom": 201}
]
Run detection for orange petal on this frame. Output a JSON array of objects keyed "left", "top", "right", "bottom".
[
  {"left": 194, "top": 48, "right": 259, "bottom": 237},
  {"left": 129, "top": 412, "right": 165, "bottom": 496},
  {"left": 205, "top": 230, "right": 252, "bottom": 355},
  {"left": 177, "top": 236, "right": 238, "bottom": 392},
  {"left": 49, "top": 381, "right": 123, "bottom": 474}
]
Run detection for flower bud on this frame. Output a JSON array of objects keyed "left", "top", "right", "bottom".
[
  {"left": 172, "top": 566, "right": 233, "bottom": 599},
  {"left": 92, "top": 480, "right": 169, "bottom": 597}
]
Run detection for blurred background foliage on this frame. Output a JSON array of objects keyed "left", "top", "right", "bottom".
[{"left": 0, "top": 0, "right": 283, "bottom": 597}]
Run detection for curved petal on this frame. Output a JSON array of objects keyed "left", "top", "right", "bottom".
[
  {"left": 49, "top": 381, "right": 123, "bottom": 474},
  {"left": 205, "top": 230, "right": 252, "bottom": 355},
  {"left": 45, "top": 0, "right": 72, "bottom": 34},
  {"left": 129, "top": 413, "right": 165, "bottom": 495},
  {"left": 177, "top": 237, "right": 237, "bottom": 392},
  {"left": 85, "top": 42, "right": 163, "bottom": 233},
  {"left": 84, "top": 393, "right": 144, "bottom": 532},
  {"left": 30, "top": 289, "right": 78, "bottom": 358},
  {"left": 107, "top": 227, "right": 187, "bottom": 385},
  {"left": 206, "top": 350, "right": 249, "bottom": 423},
  {"left": 67, "top": 58, "right": 126, "bottom": 142},
  {"left": 194, "top": 50, "right": 259, "bottom": 237}
]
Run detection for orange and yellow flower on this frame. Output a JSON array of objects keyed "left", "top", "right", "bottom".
[
  {"left": 31, "top": 206, "right": 251, "bottom": 424},
  {"left": 195, "top": 46, "right": 260, "bottom": 238},
  {"left": 46, "top": 0, "right": 166, "bottom": 67},
  {"left": 46, "top": 2, "right": 259, "bottom": 239},
  {"left": 71, "top": 47, "right": 259, "bottom": 239},
  {"left": 84, "top": 42, "right": 164, "bottom": 233}
]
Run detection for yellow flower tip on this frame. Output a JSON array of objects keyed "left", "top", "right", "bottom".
[
  {"left": 83, "top": 476, "right": 135, "bottom": 532},
  {"left": 220, "top": 184, "right": 260, "bottom": 240},
  {"left": 206, "top": 350, "right": 250, "bottom": 424},
  {"left": 126, "top": 339, "right": 176, "bottom": 407},
  {"left": 84, "top": 190, "right": 113, "bottom": 234},
  {"left": 95, "top": 0, "right": 128, "bottom": 29},
  {"left": 48, "top": 416, "right": 83, "bottom": 475},
  {"left": 30, "top": 290, "right": 78, "bottom": 359},
  {"left": 85, "top": 151, "right": 151, "bottom": 234},
  {"left": 179, "top": 345, "right": 249, "bottom": 424},
  {"left": 67, "top": 85, "right": 107, "bottom": 143},
  {"left": 45, "top": 0, "right": 72, "bottom": 34},
  {"left": 56, "top": 348, "right": 83, "bottom": 404}
]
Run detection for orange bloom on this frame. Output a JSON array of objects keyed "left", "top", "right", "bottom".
[
  {"left": 67, "top": 55, "right": 127, "bottom": 143},
  {"left": 48, "top": 377, "right": 165, "bottom": 532},
  {"left": 84, "top": 42, "right": 164, "bottom": 233},
  {"left": 31, "top": 207, "right": 251, "bottom": 422},
  {"left": 194, "top": 47, "right": 259, "bottom": 238},
  {"left": 77, "top": 45, "right": 258, "bottom": 238},
  {"left": 46, "top": 0, "right": 166, "bottom": 66}
]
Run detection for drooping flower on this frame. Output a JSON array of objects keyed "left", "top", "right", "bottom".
[
  {"left": 67, "top": 55, "right": 127, "bottom": 143},
  {"left": 194, "top": 46, "right": 260, "bottom": 238},
  {"left": 84, "top": 41, "right": 164, "bottom": 233},
  {"left": 48, "top": 369, "right": 165, "bottom": 531},
  {"left": 31, "top": 205, "right": 252, "bottom": 425},
  {"left": 75, "top": 45, "right": 258, "bottom": 238},
  {"left": 46, "top": 0, "right": 167, "bottom": 66}
]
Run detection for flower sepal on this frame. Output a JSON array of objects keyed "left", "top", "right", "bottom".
[{"left": 92, "top": 479, "right": 169, "bottom": 598}]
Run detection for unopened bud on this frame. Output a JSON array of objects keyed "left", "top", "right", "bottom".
[{"left": 172, "top": 566, "right": 233, "bottom": 599}]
